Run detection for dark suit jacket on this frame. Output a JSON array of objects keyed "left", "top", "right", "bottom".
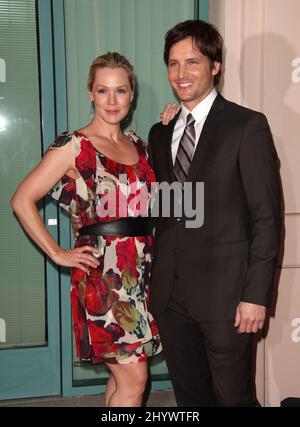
[{"left": 148, "top": 93, "right": 282, "bottom": 321}]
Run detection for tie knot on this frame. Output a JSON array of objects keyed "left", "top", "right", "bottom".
[{"left": 186, "top": 113, "right": 195, "bottom": 127}]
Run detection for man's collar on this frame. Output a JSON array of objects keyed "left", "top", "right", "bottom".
[{"left": 180, "top": 87, "right": 218, "bottom": 123}]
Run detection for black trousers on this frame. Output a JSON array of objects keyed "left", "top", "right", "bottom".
[{"left": 157, "top": 304, "right": 256, "bottom": 407}]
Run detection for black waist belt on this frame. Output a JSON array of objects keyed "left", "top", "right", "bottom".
[{"left": 79, "top": 217, "right": 155, "bottom": 237}]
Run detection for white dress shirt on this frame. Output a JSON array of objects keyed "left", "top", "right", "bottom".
[{"left": 171, "top": 88, "right": 218, "bottom": 164}]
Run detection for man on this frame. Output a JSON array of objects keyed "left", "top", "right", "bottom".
[{"left": 147, "top": 20, "right": 282, "bottom": 406}]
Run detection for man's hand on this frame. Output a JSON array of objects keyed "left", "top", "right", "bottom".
[
  {"left": 70, "top": 216, "right": 82, "bottom": 241},
  {"left": 234, "top": 301, "right": 266, "bottom": 334}
]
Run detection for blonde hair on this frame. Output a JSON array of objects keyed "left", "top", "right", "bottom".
[{"left": 87, "top": 52, "right": 136, "bottom": 92}]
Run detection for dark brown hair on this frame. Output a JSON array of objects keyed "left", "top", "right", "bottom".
[
  {"left": 164, "top": 20, "right": 223, "bottom": 85},
  {"left": 88, "top": 52, "right": 136, "bottom": 92}
]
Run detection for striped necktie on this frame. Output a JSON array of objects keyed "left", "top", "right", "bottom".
[{"left": 174, "top": 113, "right": 196, "bottom": 184}]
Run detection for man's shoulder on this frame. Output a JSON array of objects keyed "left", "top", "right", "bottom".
[
  {"left": 222, "top": 98, "right": 269, "bottom": 134},
  {"left": 149, "top": 108, "right": 181, "bottom": 141},
  {"left": 223, "top": 96, "right": 265, "bottom": 119},
  {"left": 149, "top": 120, "right": 164, "bottom": 133},
  {"left": 148, "top": 120, "right": 167, "bottom": 145}
]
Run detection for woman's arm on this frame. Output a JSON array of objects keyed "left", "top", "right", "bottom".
[{"left": 10, "top": 143, "right": 99, "bottom": 272}]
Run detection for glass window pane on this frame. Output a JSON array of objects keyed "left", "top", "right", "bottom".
[{"left": 0, "top": 0, "right": 46, "bottom": 349}]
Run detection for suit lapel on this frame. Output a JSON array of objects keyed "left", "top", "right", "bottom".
[{"left": 187, "top": 93, "right": 225, "bottom": 182}]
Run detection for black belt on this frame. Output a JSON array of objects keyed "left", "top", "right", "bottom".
[{"left": 79, "top": 217, "right": 155, "bottom": 237}]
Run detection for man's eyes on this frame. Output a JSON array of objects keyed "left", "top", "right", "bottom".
[{"left": 168, "top": 60, "right": 200, "bottom": 67}]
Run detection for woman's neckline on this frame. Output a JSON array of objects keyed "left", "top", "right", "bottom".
[{"left": 75, "top": 130, "right": 140, "bottom": 166}]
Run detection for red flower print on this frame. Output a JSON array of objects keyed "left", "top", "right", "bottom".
[
  {"left": 116, "top": 238, "right": 138, "bottom": 278},
  {"left": 150, "top": 319, "right": 159, "bottom": 336},
  {"left": 85, "top": 274, "right": 113, "bottom": 316}
]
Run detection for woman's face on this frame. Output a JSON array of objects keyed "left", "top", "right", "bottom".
[{"left": 89, "top": 66, "right": 134, "bottom": 125}]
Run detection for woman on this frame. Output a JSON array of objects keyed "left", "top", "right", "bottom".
[{"left": 11, "top": 52, "right": 165, "bottom": 407}]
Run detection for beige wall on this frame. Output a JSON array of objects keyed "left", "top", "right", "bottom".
[{"left": 209, "top": 0, "right": 300, "bottom": 406}]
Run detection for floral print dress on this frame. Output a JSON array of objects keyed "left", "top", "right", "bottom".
[{"left": 49, "top": 131, "right": 161, "bottom": 364}]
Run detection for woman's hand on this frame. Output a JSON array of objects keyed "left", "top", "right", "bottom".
[
  {"left": 160, "top": 103, "right": 181, "bottom": 125},
  {"left": 52, "top": 246, "right": 100, "bottom": 272}
]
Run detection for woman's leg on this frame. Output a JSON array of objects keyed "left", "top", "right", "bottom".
[
  {"left": 104, "top": 374, "right": 116, "bottom": 407},
  {"left": 105, "top": 361, "right": 148, "bottom": 407}
]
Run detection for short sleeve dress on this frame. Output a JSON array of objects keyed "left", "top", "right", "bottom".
[{"left": 49, "top": 130, "right": 161, "bottom": 364}]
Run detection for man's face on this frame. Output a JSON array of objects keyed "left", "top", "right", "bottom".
[{"left": 167, "top": 36, "right": 220, "bottom": 110}]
